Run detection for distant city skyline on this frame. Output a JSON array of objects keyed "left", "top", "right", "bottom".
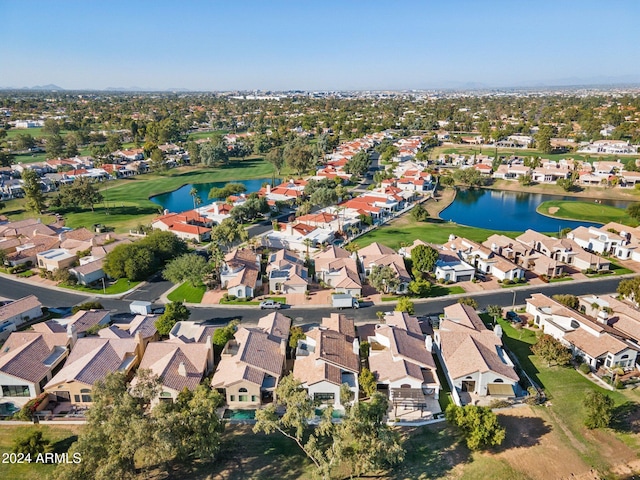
[{"left": 2, "top": 0, "right": 640, "bottom": 91}]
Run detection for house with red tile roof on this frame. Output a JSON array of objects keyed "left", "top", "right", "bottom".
[{"left": 152, "top": 210, "right": 212, "bottom": 243}]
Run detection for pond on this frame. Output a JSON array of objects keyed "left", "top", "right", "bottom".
[
  {"left": 150, "top": 177, "right": 280, "bottom": 212},
  {"left": 440, "top": 189, "right": 631, "bottom": 233}
]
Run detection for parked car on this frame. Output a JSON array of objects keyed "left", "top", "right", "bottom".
[
  {"left": 505, "top": 311, "right": 522, "bottom": 323},
  {"left": 260, "top": 300, "right": 282, "bottom": 310}
]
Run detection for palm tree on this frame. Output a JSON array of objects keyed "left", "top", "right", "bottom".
[
  {"left": 190, "top": 187, "right": 198, "bottom": 210},
  {"left": 302, "top": 238, "right": 313, "bottom": 258}
]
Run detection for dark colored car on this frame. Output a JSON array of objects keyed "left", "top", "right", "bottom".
[{"left": 505, "top": 311, "right": 522, "bottom": 323}]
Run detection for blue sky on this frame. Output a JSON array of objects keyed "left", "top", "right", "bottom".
[{"left": 1, "top": 0, "right": 639, "bottom": 90}]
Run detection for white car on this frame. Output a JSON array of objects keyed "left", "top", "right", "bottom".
[{"left": 260, "top": 300, "right": 282, "bottom": 310}]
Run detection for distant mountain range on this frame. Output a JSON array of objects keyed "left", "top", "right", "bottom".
[{"left": 1, "top": 76, "right": 640, "bottom": 92}]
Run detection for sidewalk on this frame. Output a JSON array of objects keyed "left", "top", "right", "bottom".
[{"left": 0, "top": 271, "right": 146, "bottom": 299}]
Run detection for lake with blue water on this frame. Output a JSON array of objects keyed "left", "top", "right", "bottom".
[
  {"left": 440, "top": 189, "right": 631, "bottom": 233},
  {"left": 150, "top": 178, "right": 280, "bottom": 212}
]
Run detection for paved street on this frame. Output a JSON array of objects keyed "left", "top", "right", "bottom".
[{"left": 0, "top": 273, "right": 633, "bottom": 327}]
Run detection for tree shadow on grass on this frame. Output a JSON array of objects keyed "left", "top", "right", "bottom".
[
  {"left": 493, "top": 414, "right": 552, "bottom": 451},
  {"left": 501, "top": 335, "right": 543, "bottom": 390},
  {"left": 393, "top": 425, "right": 471, "bottom": 479},
  {"left": 52, "top": 434, "right": 78, "bottom": 454},
  {"left": 610, "top": 401, "right": 640, "bottom": 433}
]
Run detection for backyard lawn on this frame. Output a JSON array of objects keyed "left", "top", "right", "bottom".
[
  {"left": 0, "top": 425, "right": 81, "bottom": 480},
  {"left": 537, "top": 200, "right": 637, "bottom": 226}
]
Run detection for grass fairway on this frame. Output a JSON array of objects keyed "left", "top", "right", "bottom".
[
  {"left": 2, "top": 158, "right": 274, "bottom": 232},
  {"left": 356, "top": 219, "right": 522, "bottom": 250},
  {"left": 0, "top": 425, "right": 81, "bottom": 480},
  {"left": 538, "top": 200, "right": 637, "bottom": 226},
  {"left": 167, "top": 282, "right": 206, "bottom": 303}
]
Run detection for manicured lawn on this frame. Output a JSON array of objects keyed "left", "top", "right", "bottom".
[
  {"left": 586, "top": 260, "right": 633, "bottom": 277},
  {"left": 167, "top": 282, "right": 206, "bottom": 303},
  {"left": 186, "top": 129, "right": 229, "bottom": 140},
  {"left": 549, "top": 276, "right": 574, "bottom": 283},
  {"left": 0, "top": 425, "right": 81, "bottom": 480},
  {"left": 357, "top": 219, "right": 522, "bottom": 250},
  {"left": 61, "top": 278, "right": 140, "bottom": 295},
  {"left": 2, "top": 158, "right": 274, "bottom": 232},
  {"left": 537, "top": 200, "right": 637, "bottom": 226},
  {"left": 498, "top": 318, "right": 640, "bottom": 469}
]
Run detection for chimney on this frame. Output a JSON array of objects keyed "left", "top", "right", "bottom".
[
  {"left": 213, "top": 203, "right": 219, "bottom": 215},
  {"left": 597, "top": 310, "right": 609, "bottom": 324},
  {"left": 205, "top": 335, "right": 214, "bottom": 372},
  {"left": 178, "top": 362, "right": 187, "bottom": 377},
  {"left": 494, "top": 324, "right": 503, "bottom": 339},
  {"left": 266, "top": 184, "right": 271, "bottom": 194},
  {"left": 352, "top": 338, "right": 360, "bottom": 355},
  {"left": 491, "top": 243, "right": 498, "bottom": 253},
  {"left": 280, "top": 338, "right": 287, "bottom": 356},
  {"left": 424, "top": 335, "right": 433, "bottom": 352},
  {"left": 58, "top": 231, "right": 66, "bottom": 242},
  {"left": 67, "top": 323, "right": 77, "bottom": 347}
]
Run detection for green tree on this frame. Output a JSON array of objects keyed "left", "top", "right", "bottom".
[
  {"left": 487, "top": 304, "right": 502, "bottom": 324},
  {"left": 186, "top": 140, "right": 200, "bottom": 165},
  {"left": 21, "top": 169, "right": 47, "bottom": 214},
  {"left": 617, "top": 276, "right": 640, "bottom": 305},
  {"left": 56, "top": 177, "right": 103, "bottom": 212},
  {"left": 155, "top": 301, "right": 191, "bottom": 336},
  {"left": 518, "top": 173, "right": 533, "bottom": 186},
  {"left": 284, "top": 141, "right": 314, "bottom": 176},
  {"left": 310, "top": 187, "right": 338, "bottom": 208},
  {"left": 105, "top": 134, "right": 122, "bottom": 154},
  {"left": 552, "top": 294, "right": 579, "bottom": 310},
  {"left": 153, "top": 384, "right": 225, "bottom": 462},
  {"left": 395, "top": 297, "right": 415, "bottom": 314},
  {"left": 535, "top": 125, "right": 554, "bottom": 154},
  {"left": 210, "top": 218, "right": 248, "bottom": 251},
  {"left": 445, "top": 404, "right": 506, "bottom": 450},
  {"left": 208, "top": 182, "right": 247, "bottom": 200},
  {"left": 200, "top": 141, "right": 229, "bottom": 167},
  {"left": 458, "top": 297, "right": 478, "bottom": 309},
  {"left": 410, "top": 203, "right": 429, "bottom": 222},
  {"left": 452, "top": 168, "right": 484, "bottom": 187},
  {"left": 253, "top": 374, "right": 334, "bottom": 477},
  {"left": 43, "top": 118, "right": 61, "bottom": 135},
  {"left": 162, "top": 254, "right": 211, "bottom": 287},
  {"left": 626, "top": 203, "right": 640, "bottom": 222},
  {"left": 333, "top": 393, "right": 404, "bottom": 477},
  {"left": 359, "top": 367, "right": 377, "bottom": 397},
  {"left": 411, "top": 244, "right": 439, "bottom": 274},
  {"left": 408, "top": 278, "right": 431, "bottom": 297},
  {"left": 212, "top": 319, "right": 239, "bottom": 354},
  {"left": 46, "top": 134, "right": 65, "bottom": 158},
  {"left": 265, "top": 147, "right": 285, "bottom": 175},
  {"left": 71, "top": 301, "right": 104, "bottom": 314},
  {"left": 142, "top": 230, "right": 188, "bottom": 263},
  {"left": 344, "top": 151, "right": 370, "bottom": 177},
  {"left": 289, "top": 325, "right": 306, "bottom": 349},
  {"left": 149, "top": 148, "right": 167, "bottom": 172},
  {"left": 0, "top": 151, "right": 14, "bottom": 168},
  {"left": 583, "top": 390, "right": 615, "bottom": 429},
  {"left": 531, "top": 334, "right": 572, "bottom": 367},
  {"left": 12, "top": 429, "right": 52, "bottom": 456},
  {"left": 103, "top": 243, "right": 158, "bottom": 281},
  {"left": 52, "top": 372, "right": 160, "bottom": 480},
  {"left": 15, "top": 133, "right": 36, "bottom": 150},
  {"left": 369, "top": 264, "right": 400, "bottom": 294}
]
